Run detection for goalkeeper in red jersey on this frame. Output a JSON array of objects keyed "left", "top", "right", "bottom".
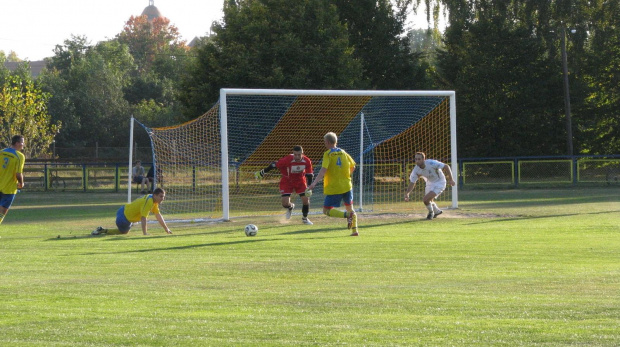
[{"left": 254, "top": 145, "right": 314, "bottom": 225}]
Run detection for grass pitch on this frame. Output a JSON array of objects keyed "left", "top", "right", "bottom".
[{"left": 0, "top": 188, "right": 618, "bottom": 346}]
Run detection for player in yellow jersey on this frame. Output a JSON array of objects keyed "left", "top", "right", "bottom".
[
  {"left": 307, "top": 132, "right": 359, "bottom": 236},
  {"left": 92, "top": 188, "right": 172, "bottom": 236},
  {"left": 0, "top": 135, "right": 25, "bottom": 225}
]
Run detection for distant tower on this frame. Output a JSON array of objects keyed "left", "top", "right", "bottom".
[{"left": 142, "top": 0, "right": 162, "bottom": 23}]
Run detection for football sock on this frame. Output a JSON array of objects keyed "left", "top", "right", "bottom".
[
  {"left": 302, "top": 204, "right": 309, "bottom": 217},
  {"left": 426, "top": 204, "right": 434, "bottom": 213},
  {"left": 105, "top": 228, "right": 121, "bottom": 235},
  {"left": 328, "top": 209, "right": 346, "bottom": 218},
  {"left": 431, "top": 202, "right": 440, "bottom": 213}
]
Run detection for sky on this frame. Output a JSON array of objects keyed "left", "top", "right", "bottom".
[
  {"left": 0, "top": 0, "right": 439, "bottom": 62},
  {"left": 0, "top": 0, "right": 225, "bottom": 61}
]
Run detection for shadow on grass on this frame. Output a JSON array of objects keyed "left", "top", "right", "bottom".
[
  {"left": 80, "top": 237, "right": 285, "bottom": 255},
  {"left": 463, "top": 209, "right": 620, "bottom": 225}
]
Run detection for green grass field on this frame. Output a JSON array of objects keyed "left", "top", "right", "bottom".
[{"left": 1, "top": 188, "right": 618, "bottom": 346}]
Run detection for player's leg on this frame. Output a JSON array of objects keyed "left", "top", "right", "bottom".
[
  {"left": 423, "top": 188, "right": 438, "bottom": 220},
  {"left": 281, "top": 195, "right": 295, "bottom": 219},
  {"left": 295, "top": 182, "right": 312, "bottom": 224},
  {"left": 342, "top": 191, "right": 358, "bottom": 234},
  {"left": 0, "top": 193, "right": 16, "bottom": 225},
  {"left": 280, "top": 180, "right": 295, "bottom": 219},
  {"left": 429, "top": 183, "right": 446, "bottom": 218},
  {"left": 323, "top": 194, "right": 345, "bottom": 217}
]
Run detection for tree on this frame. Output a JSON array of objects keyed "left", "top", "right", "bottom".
[
  {"left": 117, "top": 15, "right": 188, "bottom": 73},
  {"left": 0, "top": 74, "right": 60, "bottom": 158},
  {"left": 332, "top": 0, "right": 432, "bottom": 89},
  {"left": 179, "top": 0, "right": 365, "bottom": 118},
  {"left": 436, "top": 16, "right": 566, "bottom": 157},
  {"left": 39, "top": 37, "right": 132, "bottom": 147}
]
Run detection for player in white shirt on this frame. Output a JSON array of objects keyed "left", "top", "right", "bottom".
[{"left": 404, "top": 152, "right": 456, "bottom": 219}]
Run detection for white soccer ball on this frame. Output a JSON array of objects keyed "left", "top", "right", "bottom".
[{"left": 244, "top": 224, "right": 258, "bottom": 237}]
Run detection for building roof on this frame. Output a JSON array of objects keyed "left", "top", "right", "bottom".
[
  {"left": 3, "top": 61, "right": 46, "bottom": 78},
  {"left": 141, "top": 5, "right": 162, "bottom": 22}
]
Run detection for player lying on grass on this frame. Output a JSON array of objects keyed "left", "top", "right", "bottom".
[
  {"left": 307, "top": 132, "right": 359, "bottom": 236},
  {"left": 404, "top": 152, "right": 456, "bottom": 220},
  {"left": 254, "top": 145, "right": 314, "bottom": 225},
  {"left": 92, "top": 188, "right": 172, "bottom": 236}
]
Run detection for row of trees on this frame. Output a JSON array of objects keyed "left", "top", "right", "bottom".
[{"left": 1, "top": 0, "right": 618, "bottom": 158}]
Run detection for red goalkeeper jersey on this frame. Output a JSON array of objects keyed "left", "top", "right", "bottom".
[{"left": 276, "top": 154, "right": 313, "bottom": 183}]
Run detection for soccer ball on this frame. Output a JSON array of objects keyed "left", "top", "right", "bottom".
[{"left": 244, "top": 224, "right": 258, "bottom": 237}]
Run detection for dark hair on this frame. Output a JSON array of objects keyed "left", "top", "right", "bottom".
[
  {"left": 415, "top": 152, "right": 426, "bottom": 159},
  {"left": 11, "top": 135, "right": 24, "bottom": 145},
  {"left": 293, "top": 145, "right": 303, "bottom": 152},
  {"left": 153, "top": 188, "right": 165, "bottom": 195}
]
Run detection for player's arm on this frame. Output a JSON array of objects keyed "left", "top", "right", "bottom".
[
  {"left": 155, "top": 213, "right": 172, "bottom": 234},
  {"left": 16, "top": 172, "right": 24, "bottom": 189},
  {"left": 307, "top": 167, "right": 327, "bottom": 191},
  {"left": 141, "top": 216, "right": 149, "bottom": 235},
  {"left": 404, "top": 181, "right": 417, "bottom": 201},
  {"left": 254, "top": 162, "right": 277, "bottom": 179},
  {"left": 442, "top": 164, "right": 456, "bottom": 186}
]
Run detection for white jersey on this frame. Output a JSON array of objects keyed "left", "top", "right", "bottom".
[{"left": 409, "top": 159, "right": 446, "bottom": 185}]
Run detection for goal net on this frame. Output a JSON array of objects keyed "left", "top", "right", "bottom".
[{"left": 135, "top": 89, "right": 457, "bottom": 220}]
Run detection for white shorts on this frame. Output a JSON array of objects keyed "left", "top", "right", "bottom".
[{"left": 425, "top": 182, "right": 446, "bottom": 196}]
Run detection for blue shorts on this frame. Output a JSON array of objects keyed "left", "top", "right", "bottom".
[
  {"left": 115, "top": 206, "right": 132, "bottom": 233},
  {"left": 0, "top": 193, "right": 16, "bottom": 210},
  {"left": 323, "top": 190, "right": 353, "bottom": 208}
]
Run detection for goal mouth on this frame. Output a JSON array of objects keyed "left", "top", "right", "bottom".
[{"left": 134, "top": 89, "right": 457, "bottom": 220}]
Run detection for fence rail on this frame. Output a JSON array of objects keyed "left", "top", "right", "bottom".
[
  {"left": 22, "top": 155, "right": 620, "bottom": 192},
  {"left": 459, "top": 155, "right": 620, "bottom": 188}
]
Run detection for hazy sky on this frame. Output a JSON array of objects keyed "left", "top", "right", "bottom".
[
  {"left": 1, "top": 0, "right": 438, "bottom": 62},
  {"left": 0, "top": 0, "right": 225, "bottom": 61}
]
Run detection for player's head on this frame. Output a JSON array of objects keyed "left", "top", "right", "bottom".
[
  {"left": 292, "top": 145, "right": 303, "bottom": 161},
  {"left": 135, "top": 160, "right": 142, "bottom": 166},
  {"left": 11, "top": 135, "right": 24, "bottom": 150},
  {"left": 415, "top": 152, "right": 426, "bottom": 165},
  {"left": 152, "top": 187, "right": 166, "bottom": 203},
  {"left": 324, "top": 132, "right": 337, "bottom": 148}
]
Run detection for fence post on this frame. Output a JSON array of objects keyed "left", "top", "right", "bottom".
[
  {"left": 44, "top": 164, "right": 48, "bottom": 191},
  {"left": 514, "top": 158, "right": 519, "bottom": 188},
  {"left": 83, "top": 164, "right": 87, "bottom": 192},
  {"left": 572, "top": 156, "right": 578, "bottom": 185}
]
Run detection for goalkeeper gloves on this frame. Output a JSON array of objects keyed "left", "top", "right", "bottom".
[
  {"left": 254, "top": 170, "right": 265, "bottom": 180},
  {"left": 304, "top": 188, "right": 313, "bottom": 197}
]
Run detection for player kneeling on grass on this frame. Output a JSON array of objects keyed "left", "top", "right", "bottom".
[
  {"left": 254, "top": 145, "right": 314, "bottom": 225},
  {"left": 404, "top": 152, "right": 456, "bottom": 220},
  {"left": 92, "top": 188, "right": 172, "bottom": 236},
  {"left": 307, "top": 132, "right": 359, "bottom": 236}
]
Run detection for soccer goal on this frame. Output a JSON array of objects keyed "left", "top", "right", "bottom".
[{"left": 132, "top": 89, "right": 457, "bottom": 221}]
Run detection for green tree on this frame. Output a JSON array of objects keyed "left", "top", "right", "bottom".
[
  {"left": 179, "top": 0, "right": 365, "bottom": 118},
  {"left": 437, "top": 16, "right": 566, "bottom": 157},
  {"left": 333, "top": 0, "right": 432, "bottom": 89},
  {"left": 0, "top": 74, "right": 61, "bottom": 158},
  {"left": 39, "top": 37, "right": 132, "bottom": 147}
]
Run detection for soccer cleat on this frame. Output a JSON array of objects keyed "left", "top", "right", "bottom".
[
  {"left": 426, "top": 212, "right": 434, "bottom": 220},
  {"left": 286, "top": 203, "right": 295, "bottom": 219},
  {"left": 91, "top": 226, "right": 105, "bottom": 236},
  {"left": 254, "top": 170, "right": 265, "bottom": 180},
  {"left": 302, "top": 217, "right": 313, "bottom": 225},
  {"left": 347, "top": 211, "right": 357, "bottom": 229},
  {"left": 350, "top": 229, "right": 359, "bottom": 236},
  {"left": 433, "top": 210, "right": 443, "bottom": 218}
]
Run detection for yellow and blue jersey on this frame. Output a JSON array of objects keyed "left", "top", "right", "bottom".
[
  {"left": 123, "top": 194, "right": 160, "bottom": 223},
  {"left": 0, "top": 148, "right": 25, "bottom": 194},
  {"left": 321, "top": 147, "right": 356, "bottom": 195}
]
